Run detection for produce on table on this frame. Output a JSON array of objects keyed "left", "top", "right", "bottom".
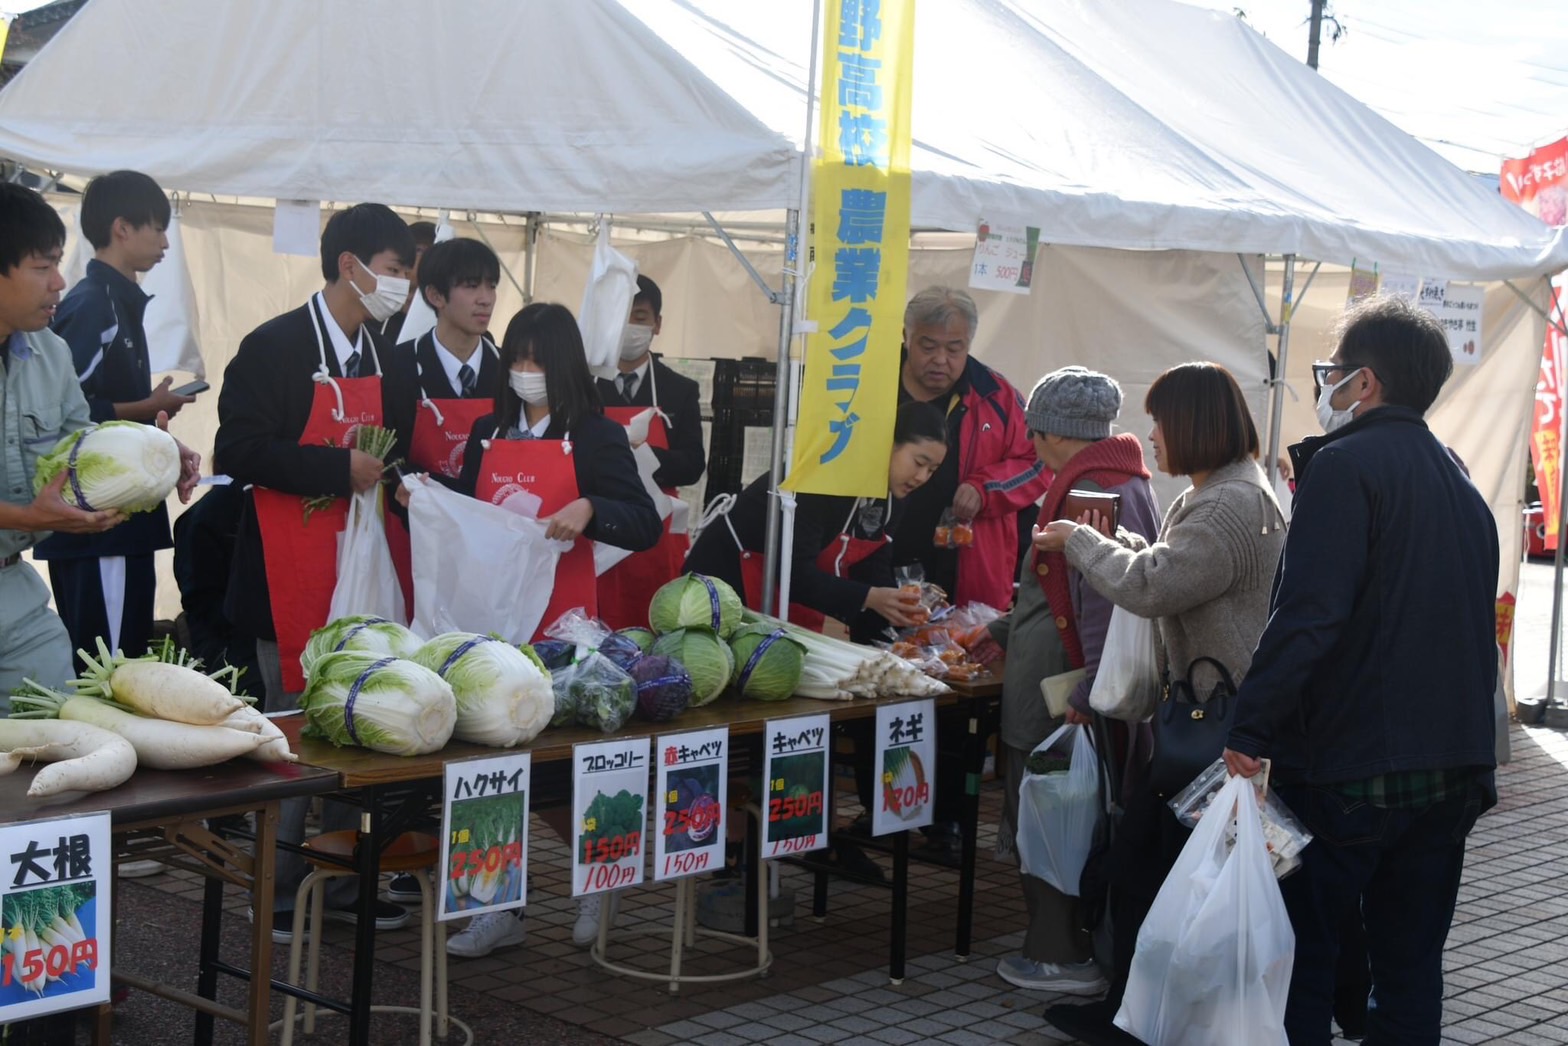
[
  {"left": 446, "top": 791, "right": 525, "bottom": 911},
  {"left": 630, "top": 655, "right": 693, "bottom": 722},
  {"left": 616, "top": 627, "right": 657, "bottom": 653},
  {"left": 301, "top": 615, "right": 421, "bottom": 678},
  {"left": 727, "top": 624, "right": 806, "bottom": 702},
  {"left": 411, "top": 633, "right": 554, "bottom": 747},
  {"left": 31, "top": 420, "right": 180, "bottom": 514},
  {"left": 649, "top": 628, "right": 734, "bottom": 707},
  {"left": 70, "top": 638, "right": 244, "bottom": 726},
  {"left": 531, "top": 640, "right": 576, "bottom": 671},
  {"left": 597, "top": 632, "right": 644, "bottom": 673},
  {"left": 11, "top": 681, "right": 269, "bottom": 769},
  {"left": 299, "top": 652, "right": 456, "bottom": 756},
  {"left": 146, "top": 638, "right": 295, "bottom": 763},
  {"left": 5, "top": 883, "right": 96, "bottom": 996},
  {"left": 553, "top": 653, "right": 636, "bottom": 734},
  {"left": 0, "top": 720, "right": 137, "bottom": 797},
  {"left": 649, "top": 573, "right": 743, "bottom": 638},
  {"left": 740, "top": 610, "right": 950, "bottom": 700}
]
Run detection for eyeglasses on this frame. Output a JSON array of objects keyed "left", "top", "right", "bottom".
[{"left": 1311, "top": 360, "right": 1362, "bottom": 399}]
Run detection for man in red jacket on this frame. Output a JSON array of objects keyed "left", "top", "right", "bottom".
[{"left": 891, "top": 286, "right": 1048, "bottom": 853}]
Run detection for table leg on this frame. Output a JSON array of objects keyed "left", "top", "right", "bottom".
[
  {"left": 246, "top": 803, "right": 278, "bottom": 1046},
  {"left": 956, "top": 709, "right": 983, "bottom": 960},
  {"left": 349, "top": 788, "right": 380, "bottom": 1046},
  {"left": 194, "top": 825, "right": 225, "bottom": 1045},
  {"left": 889, "top": 830, "right": 908, "bottom": 985}
]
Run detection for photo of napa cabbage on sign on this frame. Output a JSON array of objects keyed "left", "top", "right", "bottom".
[
  {"left": 438, "top": 753, "right": 530, "bottom": 922},
  {"left": 872, "top": 699, "right": 936, "bottom": 837}
]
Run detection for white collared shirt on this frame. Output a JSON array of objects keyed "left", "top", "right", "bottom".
[
  {"left": 431, "top": 331, "right": 483, "bottom": 394},
  {"left": 617, "top": 359, "right": 651, "bottom": 400},
  {"left": 313, "top": 291, "right": 367, "bottom": 375}
]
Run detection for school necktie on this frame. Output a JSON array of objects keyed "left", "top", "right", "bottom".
[
  {"left": 620, "top": 372, "right": 638, "bottom": 401},
  {"left": 458, "top": 363, "right": 476, "bottom": 396},
  {"left": 343, "top": 351, "right": 361, "bottom": 379}
]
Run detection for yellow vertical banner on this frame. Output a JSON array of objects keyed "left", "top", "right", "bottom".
[
  {"left": 783, "top": 0, "right": 914, "bottom": 497},
  {"left": 0, "top": 18, "right": 10, "bottom": 65}
]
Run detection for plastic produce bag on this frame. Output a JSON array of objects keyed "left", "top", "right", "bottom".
[
  {"left": 1088, "top": 605, "right": 1161, "bottom": 721},
  {"left": 328, "top": 488, "right": 407, "bottom": 625},
  {"left": 551, "top": 651, "right": 636, "bottom": 733},
  {"left": 1015, "top": 724, "right": 1102, "bottom": 895},
  {"left": 577, "top": 219, "right": 638, "bottom": 381},
  {"left": 1116, "top": 775, "right": 1294, "bottom": 1046},
  {"left": 1167, "top": 758, "right": 1313, "bottom": 879},
  {"left": 405, "top": 476, "right": 569, "bottom": 643}
]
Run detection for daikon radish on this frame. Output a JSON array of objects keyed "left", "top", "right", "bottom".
[
  {"left": 13, "top": 684, "right": 267, "bottom": 769},
  {"left": 74, "top": 639, "right": 244, "bottom": 725},
  {"left": 219, "top": 705, "right": 298, "bottom": 763},
  {"left": 0, "top": 720, "right": 138, "bottom": 796}
]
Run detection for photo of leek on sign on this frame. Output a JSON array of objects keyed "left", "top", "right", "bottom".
[
  {"left": 872, "top": 699, "right": 936, "bottom": 837},
  {"left": 438, "top": 753, "right": 530, "bottom": 922},
  {"left": 571, "top": 737, "right": 651, "bottom": 898},
  {"left": 762, "top": 714, "right": 831, "bottom": 858}
]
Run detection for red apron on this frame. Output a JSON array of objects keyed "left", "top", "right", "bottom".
[
  {"left": 253, "top": 314, "right": 384, "bottom": 693},
  {"left": 386, "top": 391, "right": 496, "bottom": 612},
  {"left": 595, "top": 408, "right": 688, "bottom": 629},
  {"left": 474, "top": 434, "right": 596, "bottom": 639},
  {"left": 735, "top": 499, "right": 887, "bottom": 631}
]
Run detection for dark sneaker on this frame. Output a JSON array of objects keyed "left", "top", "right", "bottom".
[
  {"left": 386, "top": 872, "right": 424, "bottom": 903},
  {"left": 323, "top": 899, "right": 412, "bottom": 931}
]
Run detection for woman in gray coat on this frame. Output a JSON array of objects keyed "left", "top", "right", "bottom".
[{"left": 1032, "top": 362, "right": 1286, "bottom": 1042}]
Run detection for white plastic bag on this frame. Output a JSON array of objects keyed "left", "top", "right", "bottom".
[
  {"left": 1116, "top": 775, "right": 1294, "bottom": 1046},
  {"left": 328, "top": 488, "right": 407, "bottom": 625},
  {"left": 405, "top": 476, "right": 569, "bottom": 643},
  {"left": 1015, "top": 724, "right": 1101, "bottom": 895},
  {"left": 1089, "top": 605, "right": 1160, "bottom": 721},
  {"left": 577, "top": 219, "right": 638, "bottom": 381},
  {"left": 594, "top": 435, "right": 674, "bottom": 576}
]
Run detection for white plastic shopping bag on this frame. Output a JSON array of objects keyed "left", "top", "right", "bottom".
[
  {"left": 593, "top": 439, "right": 673, "bottom": 576},
  {"left": 1089, "top": 605, "right": 1161, "bottom": 721},
  {"left": 405, "top": 476, "right": 569, "bottom": 643},
  {"left": 1015, "top": 723, "right": 1101, "bottom": 895},
  {"left": 1115, "top": 775, "right": 1295, "bottom": 1046},
  {"left": 328, "top": 488, "right": 407, "bottom": 625},
  {"left": 577, "top": 219, "right": 638, "bottom": 381}
]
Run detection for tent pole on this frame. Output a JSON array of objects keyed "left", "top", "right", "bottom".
[
  {"left": 1503, "top": 278, "right": 1568, "bottom": 339},
  {"left": 1543, "top": 459, "right": 1567, "bottom": 720},
  {"left": 760, "top": 208, "right": 802, "bottom": 616},
  {"left": 1265, "top": 255, "right": 1297, "bottom": 484},
  {"left": 523, "top": 211, "right": 541, "bottom": 305},
  {"left": 1238, "top": 254, "right": 1282, "bottom": 335},
  {"left": 703, "top": 212, "right": 782, "bottom": 304}
]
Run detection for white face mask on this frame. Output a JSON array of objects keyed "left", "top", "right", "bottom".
[
  {"left": 509, "top": 369, "right": 549, "bottom": 407},
  {"left": 350, "top": 258, "right": 410, "bottom": 324},
  {"left": 1315, "top": 368, "right": 1363, "bottom": 434},
  {"left": 619, "top": 323, "right": 654, "bottom": 362}
]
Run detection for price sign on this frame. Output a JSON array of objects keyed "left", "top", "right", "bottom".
[
  {"left": 762, "top": 714, "right": 831, "bottom": 858},
  {"left": 1419, "top": 281, "right": 1485, "bottom": 367},
  {"left": 653, "top": 727, "right": 728, "bottom": 881},
  {"left": 0, "top": 811, "right": 111, "bottom": 1021},
  {"left": 438, "top": 752, "right": 530, "bottom": 922},
  {"left": 571, "top": 737, "right": 651, "bottom": 898},
  {"left": 872, "top": 699, "right": 936, "bottom": 836},
  {"left": 969, "top": 218, "right": 1041, "bottom": 295}
]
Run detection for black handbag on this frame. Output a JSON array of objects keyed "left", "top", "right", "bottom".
[{"left": 1148, "top": 656, "right": 1238, "bottom": 796}]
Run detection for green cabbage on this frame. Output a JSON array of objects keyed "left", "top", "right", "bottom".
[
  {"left": 616, "top": 626, "right": 658, "bottom": 653},
  {"left": 651, "top": 627, "right": 734, "bottom": 706},
  {"left": 728, "top": 624, "right": 806, "bottom": 701},
  {"left": 300, "top": 651, "right": 456, "bottom": 755},
  {"left": 302, "top": 615, "right": 421, "bottom": 679},
  {"left": 649, "top": 573, "right": 743, "bottom": 638},
  {"left": 411, "top": 633, "right": 554, "bottom": 747},
  {"left": 32, "top": 420, "right": 180, "bottom": 514}
]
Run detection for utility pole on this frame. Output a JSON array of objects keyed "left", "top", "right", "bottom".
[{"left": 1306, "top": 0, "right": 1326, "bottom": 69}]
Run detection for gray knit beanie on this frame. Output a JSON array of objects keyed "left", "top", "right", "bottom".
[{"left": 1027, "top": 366, "right": 1122, "bottom": 440}]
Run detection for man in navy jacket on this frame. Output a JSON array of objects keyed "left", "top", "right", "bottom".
[{"left": 1224, "top": 295, "right": 1498, "bottom": 1045}]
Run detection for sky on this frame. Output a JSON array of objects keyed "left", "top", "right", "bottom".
[
  {"left": 1185, "top": 0, "right": 1568, "bottom": 172},
  {"left": 4, "top": 0, "right": 1565, "bottom": 175}
]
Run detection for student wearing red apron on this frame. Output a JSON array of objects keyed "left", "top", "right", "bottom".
[
  {"left": 214, "top": 203, "right": 416, "bottom": 935},
  {"left": 446, "top": 302, "right": 662, "bottom": 960},
  {"left": 383, "top": 238, "right": 503, "bottom": 608},
  {"left": 684, "top": 399, "right": 950, "bottom": 642},
  {"left": 595, "top": 275, "right": 707, "bottom": 627}
]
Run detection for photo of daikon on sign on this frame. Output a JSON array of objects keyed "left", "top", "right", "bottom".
[
  {"left": 663, "top": 765, "right": 721, "bottom": 853},
  {"left": 445, "top": 792, "right": 526, "bottom": 914},
  {"left": 0, "top": 883, "right": 99, "bottom": 1004}
]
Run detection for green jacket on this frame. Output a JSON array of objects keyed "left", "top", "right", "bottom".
[{"left": 0, "top": 328, "right": 94, "bottom": 559}]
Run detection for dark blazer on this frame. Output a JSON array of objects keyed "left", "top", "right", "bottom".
[
  {"left": 36, "top": 259, "right": 171, "bottom": 560},
  {"left": 596, "top": 355, "right": 705, "bottom": 489},
  {"left": 682, "top": 470, "right": 899, "bottom": 642},
  {"left": 215, "top": 297, "right": 390, "bottom": 639},
  {"left": 382, "top": 331, "right": 501, "bottom": 467},
  {"left": 456, "top": 411, "right": 662, "bottom": 553}
]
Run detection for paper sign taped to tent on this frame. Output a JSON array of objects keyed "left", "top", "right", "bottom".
[
  {"left": 273, "top": 200, "right": 321, "bottom": 257},
  {"left": 1417, "top": 280, "right": 1485, "bottom": 366},
  {"left": 970, "top": 220, "right": 1041, "bottom": 294}
]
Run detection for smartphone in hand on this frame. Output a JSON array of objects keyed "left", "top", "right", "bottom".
[{"left": 171, "top": 380, "right": 210, "bottom": 397}]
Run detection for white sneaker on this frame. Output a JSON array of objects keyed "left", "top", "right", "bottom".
[
  {"left": 572, "top": 890, "right": 620, "bottom": 946},
  {"left": 445, "top": 911, "right": 526, "bottom": 958},
  {"left": 118, "top": 859, "right": 163, "bottom": 879},
  {"left": 996, "top": 956, "right": 1108, "bottom": 995}
]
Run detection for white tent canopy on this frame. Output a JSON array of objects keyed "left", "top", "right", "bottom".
[{"left": 1, "top": 0, "right": 1564, "bottom": 280}]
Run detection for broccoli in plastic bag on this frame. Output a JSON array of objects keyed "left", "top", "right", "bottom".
[{"left": 554, "top": 650, "right": 636, "bottom": 733}]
